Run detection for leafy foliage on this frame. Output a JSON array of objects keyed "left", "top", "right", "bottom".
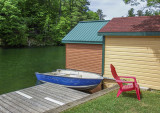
[
  {"left": 0, "top": 0, "right": 28, "bottom": 47},
  {"left": 147, "top": 0, "right": 160, "bottom": 8},
  {"left": 124, "top": 0, "right": 160, "bottom": 16},
  {"left": 128, "top": 8, "right": 135, "bottom": 17},
  {"left": 0, "top": 0, "right": 100, "bottom": 47},
  {"left": 137, "top": 10, "right": 144, "bottom": 16},
  {"left": 96, "top": 9, "right": 106, "bottom": 20}
]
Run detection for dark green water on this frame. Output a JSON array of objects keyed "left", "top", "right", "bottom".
[{"left": 0, "top": 46, "right": 65, "bottom": 94}]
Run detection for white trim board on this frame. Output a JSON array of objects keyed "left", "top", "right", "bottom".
[
  {"left": 44, "top": 97, "right": 64, "bottom": 105},
  {"left": 15, "top": 91, "right": 32, "bottom": 99}
]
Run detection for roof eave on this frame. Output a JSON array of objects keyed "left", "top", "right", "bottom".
[
  {"left": 61, "top": 40, "right": 102, "bottom": 44},
  {"left": 98, "top": 32, "right": 160, "bottom": 36}
]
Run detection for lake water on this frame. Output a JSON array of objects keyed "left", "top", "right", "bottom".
[{"left": 0, "top": 46, "right": 65, "bottom": 94}]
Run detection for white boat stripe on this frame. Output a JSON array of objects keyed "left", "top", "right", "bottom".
[
  {"left": 44, "top": 97, "right": 64, "bottom": 105},
  {"left": 15, "top": 91, "right": 32, "bottom": 99}
]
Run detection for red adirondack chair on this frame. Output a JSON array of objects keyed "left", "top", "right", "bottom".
[{"left": 110, "top": 64, "right": 141, "bottom": 100}]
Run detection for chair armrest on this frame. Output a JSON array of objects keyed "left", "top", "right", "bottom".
[
  {"left": 116, "top": 80, "right": 134, "bottom": 83},
  {"left": 119, "top": 76, "right": 137, "bottom": 83}
]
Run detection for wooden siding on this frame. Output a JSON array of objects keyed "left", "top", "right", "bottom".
[
  {"left": 66, "top": 44, "right": 102, "bottom": 74},
  {"left": 104, "top": 36, "right": 160, "bottom": 90}
]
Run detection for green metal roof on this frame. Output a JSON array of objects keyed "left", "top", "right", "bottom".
[{"left": 62, "top": 20, "right": 109, "bottom": 44}]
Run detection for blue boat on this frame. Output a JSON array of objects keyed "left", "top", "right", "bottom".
[{"left": 35, "top": 69, "right": 103, "bottom": 90}]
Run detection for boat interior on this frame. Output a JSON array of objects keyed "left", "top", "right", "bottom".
[{"left": 43, "top": 69, "right": 103, "bottom": 79}]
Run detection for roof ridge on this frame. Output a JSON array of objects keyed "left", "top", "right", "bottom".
[{"left": 112, "top": 15, "right": 160, "bottom": 19}]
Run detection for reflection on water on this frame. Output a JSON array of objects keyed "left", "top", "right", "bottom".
[{"left": 0, "top": 46, "right": 65, "bottom": 94}]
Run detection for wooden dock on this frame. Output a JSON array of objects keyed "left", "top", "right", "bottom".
[{"left": 0, "top": 83, "right": 90, "bottom": 113}]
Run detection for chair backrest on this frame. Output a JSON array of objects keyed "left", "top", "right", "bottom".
[{"left": 110, "top": 64, "right": 123, "bottom": 88}]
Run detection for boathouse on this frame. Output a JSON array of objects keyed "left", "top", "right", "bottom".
[
  {"left": 98, "top": 16, "right": 160, "bottom": 90},
  {"left": 62, "top": 21, "right": 109, "bottom": 74}
]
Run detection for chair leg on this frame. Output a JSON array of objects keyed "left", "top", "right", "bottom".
[
  {"left": 117, "top": 89, "right": 122, "bottom": 97},
  {"left": 136, "top": 87, "right": 140, "bottom": 100},
  {"left": 139, "top": 88, "right": 141, "bottom": 95}
]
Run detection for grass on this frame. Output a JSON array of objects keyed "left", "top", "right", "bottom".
[{"left": 63, "top": 90, "right": 160, "bottom": 113}]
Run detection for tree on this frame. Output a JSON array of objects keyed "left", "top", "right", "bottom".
[
  {"left": 0, "top": 0, "right": 99, "bottom": 47},
  {"left": 87, "top": 11, "right": 99, "bottom": 20},
  {"left": 154, "top": 11, "right": 160, "bottom": 15},
  {"left": 96, "top": 9, "right": 106, "bottom": 20},
  {"left": 70, "top": 0, "right": 90, "bottom": 26},
  {"left": 0, "top": 0, "right": 27, "bottom": 47},
  {"left": 59, "top": 0, "right": 62, "bottom": 18},
  {"left": 146, "top": 0, "right": 160, "bottom": 8},
  {"left": 123, "top": 0, "right": 160, "bottom": 8},
  {"left": 128, "top": 8, "right": 135, "bottom": 17},
  {"left": 145, "top": 10, "right": 153, "bottom": 16},
  {"left": 137, "top": 10, "right": 144, "bottom": 16},
  {"left": 123, "top": 0, "right": 160, "bottom": 16}
]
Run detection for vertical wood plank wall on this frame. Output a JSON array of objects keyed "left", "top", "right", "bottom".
[
  {"left": 66, "top": 43, "right": 102, "bottom": 74},
  {"left": 104, "top": 36, "right": 160, "bottom": 90}
]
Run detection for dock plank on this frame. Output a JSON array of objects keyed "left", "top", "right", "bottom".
[
  {"left": 0, "top": 82, "right": 91, "bottom": 113},
  {"left": 1, "top": 94, "right": 31, "bottom": 113},
  {"left": 37, "top": 85, "right": 82, "bottom": 101},
  {"left": 0, "top": 103, "right": 11, "bottom": 113},
  {"left": 43, "top": 85, "right": 89, "bottom": 100},
  {"left": 7, "top": 93, "right": 39, "bottom": 113},
  {"left": 43, "top": 83, "right": 88, "bottom": 95},
  {"left": 31, "top": 85, "right": 76, "bottom": 102},
  {"left": 21, "top": 88, "right": 59, "bottom": 108},
  {"left": 36, "top": 85, "right": 77, "bottom": 101},
  {"left": 43, "top": 83, "right": 89, "bottom": 97},
  {"left": 29, "top": 86, "right": 69, "bottom": 103},
  {"left": 30, "top": 86, "right": 67, "bottom": 103},
  {"left": 5, "top": 93, "right": 38, "bottom": 113},
  {"left": 14, "top": 91, "right": 51, "bottom": 111},
  {"left": 0, "top": 97, "right": 21, "bottom": 113},
  {"left": 11, "top": 92, "right": 47, "bottom": 112},
  {"left": 0, "top": 99, "right": 12, "bottom": 113},
  {"left": 19, "top": 89, "right": 56, "bottom": 109},
  {"left": 44, "top": 83, "right": 89, "bottom": 95}
]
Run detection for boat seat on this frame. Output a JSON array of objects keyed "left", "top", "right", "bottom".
[
  {"left": 70, "top": 74, "right": 82, "bottom": 78},
  {"left": 59, "top": 73, "right": 66, "bottom": 76}
]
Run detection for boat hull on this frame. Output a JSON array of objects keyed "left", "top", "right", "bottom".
[{"left": 35, "top": 72, "right": 103, "bottom": 90}]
